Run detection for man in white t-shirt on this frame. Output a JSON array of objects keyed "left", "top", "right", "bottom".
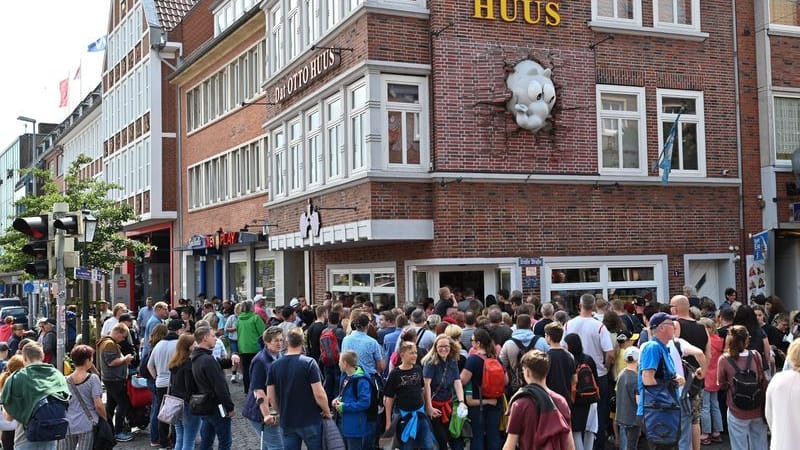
[
  {"left": 101, "top": 303, "right": 129, "bottom": 337},
  {"left": 565, "top": 294, "right": 615, "bottom": 450}
]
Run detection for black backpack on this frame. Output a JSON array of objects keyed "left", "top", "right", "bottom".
[
  {"left": 26, "top": 395, "right": 70, "bottom": 442},
  {"left": 725, "top": 351, "right": 764, "bottom": 410},
  {"left": 507, "top": 337, "right": 540, "bottom": 396}
]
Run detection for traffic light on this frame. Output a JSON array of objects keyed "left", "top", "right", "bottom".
[
  {"left": 53, "top": 214, "right": 79, "bottom": 235},
  {"left": 13, "top": 215, "right": 53, "bottom": 279}
]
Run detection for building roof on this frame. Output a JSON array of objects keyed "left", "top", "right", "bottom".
[{"left": 147, "top": 0, "right": 199, "bottom": 31}]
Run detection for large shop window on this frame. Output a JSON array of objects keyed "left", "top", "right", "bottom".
[
  {"left": 187, "top": 137, "right": 267, "bottom": 210},
  {"left": 255, "top": 258, "right": 277, "bottom": 308},
  {"left": 228, "top": 252, "right": 250, "bottom": 302},
  {"left": 385, "top": 78, "right": 425, "bottom": 167},
  {"left": 774, "top": 96, "right": 800, "bottom": 162},
  {"left": 329, "top": 265, "right": 397, "bottom": 308},
  {"left": 544, "top": 258, "right": 666, "bottom": 313},
  {"left": 653, "top": 0, "right": 701, "bottom": 32},
  {"left": 770, "top": 0, "right": 800, "bottom": 28},
  {"left": 657, "top": 89, "right": 705, "bottom": 176},
  {"left": 596, "top": 85, "right": 647, "bottom": 175}
]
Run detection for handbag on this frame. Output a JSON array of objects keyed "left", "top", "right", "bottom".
[
  {"left": 189, "top": 393, "right": 211, "bottom": 414},
  {"left": 642, "top": 356, "right": 681, "bottom": 447},
  {"left": 67, "top": 375, "right": 117, "bottom": 450},
  {"left": 0, "top": 405, "right": 17, "bottom": 431},
  {"left": 156, "top": 386, "right": 184, "bottom": 425}
]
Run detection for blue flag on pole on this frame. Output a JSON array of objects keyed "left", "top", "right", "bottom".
[
  {"left": 87, "top": 36, "right": 107, "bottom": 52},
  {"left": 658, "top": 113, "right": 681, "bottom": 185}
]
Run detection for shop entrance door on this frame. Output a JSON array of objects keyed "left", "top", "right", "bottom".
[{"left": 439, "top": 271, "right": 485, "bottom": 300}]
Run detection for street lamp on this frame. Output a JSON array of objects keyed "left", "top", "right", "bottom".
[
  {"left": 81, "top": 209, "right": 97, "bottom": 343},
  {"left": 16, "top": 116, "right": 38, "bottom": 196}
]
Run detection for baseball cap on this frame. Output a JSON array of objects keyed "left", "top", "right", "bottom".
[
  {"left": 0, "top": 343, "right": 8, "bottom": 352},
  {"left": 634, "top": 297, "right": 646, "bottom": 307},
  {"left": 289, "top": 298, "right": 299, "bottom": 308},
  {"left": 167, "top": 319, "right": 185, "bottom": 331},
  {"left": 118, "top": 313, "right": 133, "bottom": 323},
  {"left": 624, "top": 346, "right": 640, "bottom": 362},
  {"left": 649, "top": 312, "right": 677, "bottom": 329},
  {"left": 253, "top": 295, "right": 265, "bottom": 303},
  {"left": 616, "top": 330, "right": 632, "bottom": 343}
]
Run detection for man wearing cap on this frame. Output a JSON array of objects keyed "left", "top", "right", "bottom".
[
  {"left": 253, "top": 295, "right": 268, "bottom": 323},
  {"left": 565, "top": 294, "right": 615, "bottom": 450},
  {"left": 638, "top": 312, "right": 685, "bottom": 450},
  {"left": 148, "top": 319, "right": 184, "bottom": 448},
  {"left": 7, "top": 324, "right": 25, "bottom": 356},
  {"left": 37, "top": 318, "right": 57, "bottom": 365}
]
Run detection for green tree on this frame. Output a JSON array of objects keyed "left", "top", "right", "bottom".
[{"left": 0, "top": 154, "right": 151, "bottom": 275}]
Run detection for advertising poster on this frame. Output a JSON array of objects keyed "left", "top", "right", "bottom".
[{"left": 747, "top": 231, "right": 769, "bottom": 301}]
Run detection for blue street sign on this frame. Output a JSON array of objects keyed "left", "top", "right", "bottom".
[
  {"left": 23, "top": 282, "right": 34, "bottom": 294},
  {"left": 74, "top": 267, "right": 92, "bottom": 281}
]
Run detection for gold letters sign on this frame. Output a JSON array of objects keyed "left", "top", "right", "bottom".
[{"left": 473, "top": 0, "right": 561, "bottom": 26}]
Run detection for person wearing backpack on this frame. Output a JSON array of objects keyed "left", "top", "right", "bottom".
[
  {"left": 422, "top": 334, "right": 466, "bottom": 450},
  {"left": 321, "top": 310, "right": 347, "bottom": 401},
  {"left": 333, "top": 351, "right": 372, "bottom": 450},
  {"left": 503, "top": 349, "right": 574, "bottom": 450},
  {"left": 500, "top": 314, "right": 550, "bottom": 398},
  {"left": 564, "top": 333, "right": 599, "bottom": 450},
  {"left": 717, "top": 325, "right": 768, "bottom": 450},
  {"left": 460, "top": 328, "right": 506, "bottom": 450},
  {"left": 0, "top": 342, "right": 71, "bottom": 450}
]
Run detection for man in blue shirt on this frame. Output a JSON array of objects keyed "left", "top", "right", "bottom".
[
  {"left": 342, "top": 314, "right": 385, "bottom": 376},
  {"left": 382, "top": 315, "right": 406, "bottom": 378},
  {"left": 141, "top": 301, "right": 169, "bottom": 355},
  {"left": 137, "top": 297, "right": 154, "bottom": 331}
]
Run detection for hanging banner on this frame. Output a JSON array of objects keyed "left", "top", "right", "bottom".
[{"left": 747, "top": 231, "right": 769, "bottom": 301}]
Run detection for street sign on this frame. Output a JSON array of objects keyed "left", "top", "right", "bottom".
[
  {"left": 23, "top": 282, "right": 34, "bottom": 294},
  {"left": 74, "top": 267, "right": 92, "bottom": 281},
  {"left": 92, "top": 269, "right": 103, "bottom": 282}
]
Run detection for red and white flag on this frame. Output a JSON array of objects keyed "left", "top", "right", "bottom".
[{"left": 58, "top": 78, "right": 69, "bottom": 107}]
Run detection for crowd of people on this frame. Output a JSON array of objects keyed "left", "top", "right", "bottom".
[{"left": 0, "top": 286, "right": 797, "bottom": 450}]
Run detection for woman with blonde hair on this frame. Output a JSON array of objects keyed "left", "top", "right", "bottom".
[
  {"left": 168, "top": 333, "right": 197, "bottom": 450},
  {"left": 766, "top": 338, "right": 800, "bottom": 450},
  {"left": 0, "top": 355, "right": 23, "bottom": 450},
  {"left": 60, "top": 345, "right": 107, "bottom": 450},
  {"left": 422, "top": 334, "right": 465, "bottom": 450}
]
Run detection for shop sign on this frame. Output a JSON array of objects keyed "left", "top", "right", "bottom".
[
  {"left": 187, "top": 234, "right": 206, "bottom": 249},
  {"left": 273, "top": 49, "right": 340, "bottom": 104},
  {"left": 238, "top": 232, "right": 260, "bottom": 244},
  {"left": 473, "top": 0, "right": 561, "bottom": 26},
  {"left": 300, "top": 200, "right": 322, "bottom": 238},
  {"left": 520, "top": 257, "right": 543, "bottom": 289}
]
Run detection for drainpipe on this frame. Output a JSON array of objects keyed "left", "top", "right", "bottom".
[
  {"left": 176, "top": 84, "right": 184, "bottom": 298},
  {"left": 731, "top": 0, "right": 747, "bottom": 294}
]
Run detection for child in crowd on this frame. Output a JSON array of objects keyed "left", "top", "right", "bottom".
[
  {"left": 615, "top": 346, "right": 641, "bottom": 450},
  {"left": 383, "top": 341, "right": 435, "bottom": 450},
  {"left": 544, "top": 322, "right": 576, "bottom": 407},
  {"left": 333, "top": 350, "right": 372, "bottom": 450}
]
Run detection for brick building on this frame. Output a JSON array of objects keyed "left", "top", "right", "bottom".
[
  {"left": 170, "top": 0, "right": 748, "bottom": 308},
  {"left": 738, "top": 0, "right": 800, "bottom": 309}
]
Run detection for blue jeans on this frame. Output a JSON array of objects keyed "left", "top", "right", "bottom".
[
  {"left": 344, "top": 436, "right": 367, "bottom": 450},
  {"left": 175, "top": 404, "right": 201, "bottom": 450},
  {"left": 618, "top": 424, "right": 641, "bottom": 450},
  {"left": 250, "top": 419, "right": 285, "bottom": 450},
  {"left": 396, "top": 415, "right": 436, "bottom": 450},
  {"left": 467, "top": 404, "right": 502, "bottom": 450},
  {"left": 679, "top": 402, "right": 692, "bottom": 450},
  {"left": 322, "top": 364, "right": 340, "bottom": 402},
  {"left": 199, "top": 414, "right": 232, "bottom": 450},
  {"left": 701, "top": 390, "right": 723, "bottom": 435},
  {"left": 15, "top": 442, "right": 57, "bottom": 450},
  {"left": 282, "top": 422, "right": 322, "bottom": 450},
  {"left": 147, "top": 379, "right": 158, "bottom": 443},
  {"left": 727, "top": 411, "right": 768, "bottom": 450}
]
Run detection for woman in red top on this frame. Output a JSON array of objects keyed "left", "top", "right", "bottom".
[
  {"left": 699, "top": 318, "right": 724, "bottom": 445},
  {"left": 717, "top": 325, "right": 768, "bottom": 450}
]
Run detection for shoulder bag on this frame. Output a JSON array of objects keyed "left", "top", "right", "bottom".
[
  {"left": 157, "top": 384, "right": 184, "bottom": 425},
  {"left": 67, "top": 375, "right": 116, "bottom": 450}
]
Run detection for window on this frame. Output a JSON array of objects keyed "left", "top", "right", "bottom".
[
  {"left": 596, "top": 85, "right": 646, "bottom": 175},
  {"left": 307, "top": 109, "right": 322, "bottom": 185},
  {"left": 349, "top": 84, "right": 368, "bottom": 170},
  {"left": 593, "top": 0, "right": 640, "bottom": 24},
  {"left": 271, "top": 5, "right": 284, "bottom": 72},
  {"left": 255, "top": 259, "right": 276, "bottom": 308},
  {"left": 775, "top": 96, "right": 800, "bottom": 162},
  {"left": 544, "top": 257, "right": 666, "bottom": 310},
  {"left": 289, "top": 120, "right": 303, "bottom": 191},
  {"left": 653, "top": 0, "right": 700, "bottom": 31},
  {"left": 273, "top": 130, "right": 286, "bottom": 196},
  {"left": 327, "top": 0, "right": 341, "bottom": 30},
  {"left": 386, "top": 82, "right": 422, "bottom": 166},
  {"left": 657, "top": 89, "right": 705, "bottom": 175},
  {"left": 329, "top": 264, "right": 397, "bottom": 307},
  {"left": 771, "top": 0, "right": 800, "bottom": 27},
  {"left": 306, "top": 0, "right": 321, "bottom": 46},
  {"left": 326, "top": 96, "right": 343, "bottom": 179},
  {"left": 287, "top": 0, "right": 301, "bottom": 60}
]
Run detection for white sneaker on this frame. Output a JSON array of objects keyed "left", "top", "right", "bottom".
[{"left": 230, "top": 374, "right": 238, "bottom": 383}]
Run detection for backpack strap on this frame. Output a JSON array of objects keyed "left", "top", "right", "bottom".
[{"left": 416, "top": 328, "right": 426, "bottom": 347}]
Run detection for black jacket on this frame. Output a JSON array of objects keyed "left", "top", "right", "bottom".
[
  {"left": 190, "top": 347, "right": 234, "bottom": 415},
  {"left": 169, "top": 358, "right": 197, "bottom": 400}
]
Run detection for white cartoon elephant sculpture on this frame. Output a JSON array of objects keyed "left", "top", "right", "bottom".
[{"left": 506, "top": 60, "right": 556, "bottom": 132}]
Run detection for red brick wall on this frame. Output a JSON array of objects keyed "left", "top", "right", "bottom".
[
  {"left": 169, "top": 0, "right": 215, "bottom": 56},
  {"left": 770, "top": 35, "right": 800, "bottom": 87}
]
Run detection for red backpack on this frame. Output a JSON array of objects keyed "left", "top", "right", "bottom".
[
  {"left": 479, "top": 355, "right": 506, "bottom": 399},
  {"left": 319, "top": 328, "right": 340, "bottom": 366}
]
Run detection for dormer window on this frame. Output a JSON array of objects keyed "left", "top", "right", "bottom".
[{"left": 214, "top": 0, "right": 259, "bottom": 36}]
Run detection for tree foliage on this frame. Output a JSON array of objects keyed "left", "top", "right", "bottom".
[{"left": 0, "top": 155, "right": 151, "bottom": 275}]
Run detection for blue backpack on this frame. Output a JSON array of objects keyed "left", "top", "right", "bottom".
[
  {"left": 641, "top": 350, "right": 680, "bottom": 447},
  {"left": 26, "top": 395, "right": 69, "bottom": 442}
]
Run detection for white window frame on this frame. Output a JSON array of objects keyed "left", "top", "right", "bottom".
[
  {"left": 271, "top": 4, "right": 284, "bottom": 74},
  {"left": 306, "top": 0, "right": 321, "bottom": 46},
  {"left": 306, "top": 107, "right": 322, "bottom": 186},
  {"left": 287, "top": 0, "right": 302, "bottom": 61},
  {"left": 349, "top": 82, "right": 368, "bottom": 171},
  {"left": 653, "top": 0, "right": 701, "bottom": 33},
  {"left": 656, "top": 89, "right": 706, "bottom": 177},
  {"left": 769, "top": 0, "right": 800, "bottom": 33},
  {"left": 328, "top": 262, "right": 397, "bottom": 307},
  {"left": 325, "top": 95, "right": 344, "bottom": 181},
  {"left": 541, "top": 255, "right": 668, "bottom": 304},
  {"left": 272, "top": 129, "right": 286, "bottom": 197},
  {"left": 591, "top": 0, "right": 641, "bottom": 26},
  {"left": 382, "top": 75, "right": 428, "bottom": 169},
  {"left": 289, "top": 118, "right": 304, "bottom": 192},
  {"left": 773, "top": 94, "right": 800, "bottom": 164},
  {"left": 596, "top": 84, "right": 647, "bottom": 176}
]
